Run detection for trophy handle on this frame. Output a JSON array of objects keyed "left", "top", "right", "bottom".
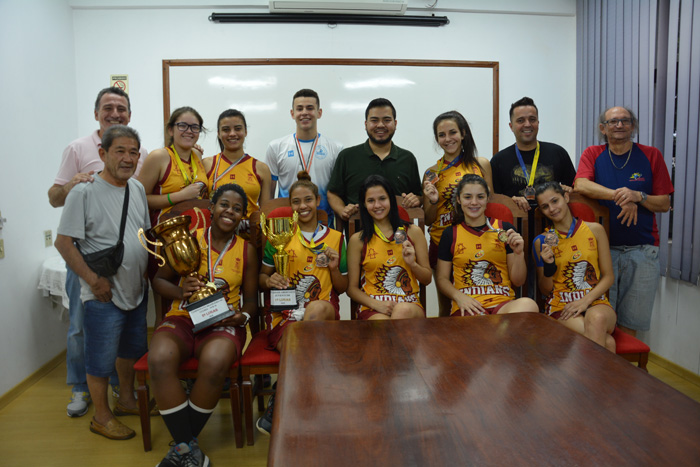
[
  {"left": 259, "top": 212, "right": 268, "bottom": 238},
  {"left": 137, "top": 228, "right": 166, "bottom": 267}
]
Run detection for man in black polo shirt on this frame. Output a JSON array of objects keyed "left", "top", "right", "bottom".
[{"left": 327, "top": 98, "right": 422, "bottom": 222}]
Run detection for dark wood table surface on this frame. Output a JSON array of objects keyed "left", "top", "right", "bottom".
[{"left": 269, "top": 313, "right": 700, "bottom": 466}]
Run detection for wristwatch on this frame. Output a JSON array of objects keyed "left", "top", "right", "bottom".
[
  {"left": 240, "top": 312, "right": 251, "bottom": 327},
  {"left": 638, "top": 191, "right": 648, "bottom": 204}
]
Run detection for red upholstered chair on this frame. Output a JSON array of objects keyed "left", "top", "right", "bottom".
[
  {"left": 612, "top": 328, "right": 650, "bottom": 370},
  {"left": 133, "top": 354, "right": 243, "bottom": 451}
]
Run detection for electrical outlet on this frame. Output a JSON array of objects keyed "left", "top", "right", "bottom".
[
  {"left": 44, "top": 230, "right": 53, "bottom": 248},
  {"left": 0, "top": 239, "right": 4, "bottom": 259}
]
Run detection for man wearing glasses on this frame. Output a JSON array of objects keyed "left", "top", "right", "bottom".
[
  {"left": 48, "top": 87, "right": 148, "bottom": 418},
  {"left": 575, "top": 106, "right": 673, "bottom": 337}
]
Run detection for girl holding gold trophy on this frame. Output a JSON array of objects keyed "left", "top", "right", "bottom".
[
  {"left": 257, "top": 171, "right": 347, "bottom": 435},
  {"left": 148, "top": 183, "right": 258, "bottom": 466},
  {"left": 347, "top": 175, "right": 432, "bottom": 320}
]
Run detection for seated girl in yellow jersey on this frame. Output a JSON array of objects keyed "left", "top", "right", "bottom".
[
  {"left": 532, "top": 182, "right": 616, "bottom": 352},
  {"left": 436, "top": 174, "right": 538, "bottom": 316},
  {"left": 347, "top": 174, "right": 432, "bottom": 320},
  {"left": 257, "top": 171, "right": 347, "bottom": 435},
  {"left": 203, "top": 109, "right": 272, "bottom": 238},
  {"left": 423, "top": 111, "right": 493, "bottom": 317},
  {"left": 149, "top": 184, "right": 258, "bottom": 466}
]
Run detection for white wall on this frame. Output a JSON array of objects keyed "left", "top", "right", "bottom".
[
  {"left": 0, "top": 0, "right": 76, "bottom": 396},
  {"left": 2, "top": 0, "right": 695, "bottom": 398}
]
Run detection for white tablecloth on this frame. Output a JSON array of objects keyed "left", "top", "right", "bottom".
[{"left": 38, "top": 255, "right": 70, "bottom": 309}]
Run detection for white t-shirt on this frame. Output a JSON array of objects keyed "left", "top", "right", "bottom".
[{"left": 265, "top": 133, "right": 343, "bottom": 219}]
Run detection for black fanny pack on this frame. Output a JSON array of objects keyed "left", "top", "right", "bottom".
[{"left": 80, "top": 184, "right": 129, "bottom": 277}]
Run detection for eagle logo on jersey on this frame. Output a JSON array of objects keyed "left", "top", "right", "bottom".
[
  {"left": 461, "top": 260, "right": 502, "bottom": 286},
  {"left": 563, "top": 261, "right": 598, "bottom": 290},
  {"left": 374, "top": 265, "right": 413, "bottom": 296},
  {"left": 290, "top": 273, "right": 322, "bottom": 306}
]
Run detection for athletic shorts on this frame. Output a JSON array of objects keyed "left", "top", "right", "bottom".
[{"left": 154, "top": 314, "right": 246, "bottom": 359}]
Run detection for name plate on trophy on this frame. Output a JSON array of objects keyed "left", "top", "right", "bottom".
[
  {"left": 186, "top": 291, "right": 235, "bottom": 333},
  {"left": 270, "top": 288, "right": 298, "bottom": 313}
]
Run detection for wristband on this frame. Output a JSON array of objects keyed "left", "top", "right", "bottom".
[
  {"left": 167, "top": 193, "right": 174, "bottom": 206},
  {"left": 429, "top": 199, "right": 439, "bottom": 205},
  {"left": 239, "top": 312, "right": 251, "bottom": 327},
  {"left": 543, "top": 261, "right": 557, "bottom": 277}
]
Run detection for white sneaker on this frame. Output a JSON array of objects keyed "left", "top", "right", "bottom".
[{"left": 67, "top": 391, "right": 91, "bottom": 417}]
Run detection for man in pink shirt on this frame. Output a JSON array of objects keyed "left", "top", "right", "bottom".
[{"left": 48, "top": 87, "right": 147, "bottom": 417}]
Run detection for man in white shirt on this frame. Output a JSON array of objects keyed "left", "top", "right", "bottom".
[{"left": 265, "top": 89, "right": 343, "bottom": 224}]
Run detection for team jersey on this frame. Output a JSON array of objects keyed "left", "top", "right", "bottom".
[
  {"left": 164, "top": 228, "right": 248, "bottom": 318},
  {"left": 426, "top": 157, "right": 484, "bottom": 245},
  {"left": 263, "top": 224, "right": 347, "bottom": 326},
  {"left": 207, "top": 153, "right": 262, "bottom": 218},
  {"left": 152, "top": 147, "right": 209, "bottom": 225},
  {"left": 359, "top": 230, "right": 421, "bottom": 313},
  {"left": 440, "top": 219, "right": 515, "bottom": 312},
  {"left": 533, "top": 219, "right": 610, "bottom": 315},
  {"left": 576, "top": 143, "right": 673, "bottom": 246}
]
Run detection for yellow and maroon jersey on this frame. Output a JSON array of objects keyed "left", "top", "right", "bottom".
[
  {"left": 263, "top": 225, "right": 347, "bottom": 327},
  {"left": 152, "top": 147, "right": 209, "bottom": 225},
  {"left": 428, "top": 159, "right": 484, "bottom": 245},
  {"left": 207, "top": 153, "right": 262, "bottom": 218},
  {"left": 165, "top": 228, "right": 247, "bottom": 318},
  {"left": 360, "top": 232, "right": 421, "bottom": 312},
  {"left": 445, "top": 220, "right": 514, "bottom": 311},
  {"left": 535, "top": 220, "right": 610, "bottom": 315}
]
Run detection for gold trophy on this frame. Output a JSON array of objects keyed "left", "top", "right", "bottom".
[
  {"left": 260, "top": 211, "right": 299, "bottom": 311},
  {"left": 138, "top": 215, "right": 233, "bottom": 331}
]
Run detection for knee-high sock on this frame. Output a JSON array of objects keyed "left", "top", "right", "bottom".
[
  {"left": 160, "top": 400, "right": 193, "bottom": 444},
  {"left": 188, "top": 400, "right": 215, "bottom": 438}
]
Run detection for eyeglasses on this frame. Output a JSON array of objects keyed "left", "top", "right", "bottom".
[
  {"left": 174, "top": 122, "right": 202, "bottom": 133},
  {"left": 603, "top": 118, "right": 633, "bottom": 127}
]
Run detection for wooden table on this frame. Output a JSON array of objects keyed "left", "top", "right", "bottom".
[{"left": 269, "top": 313, "right": 700, "bottom": 466}]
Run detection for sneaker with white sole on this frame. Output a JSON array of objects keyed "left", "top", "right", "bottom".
[
  {"left": 67, "top": 391, "right": 91, "bottom": 417},
  {"left": 157, "top": 440, "right": 210, "bottom": 467},
  {"left": 256, "top": 393, "right": 274, "bottom": 435}
]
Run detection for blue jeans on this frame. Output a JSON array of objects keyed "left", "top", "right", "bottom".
[
  {"left": 84, "top": 295, "right": 148, "bottom": 378},
  {"left": 65, "top": 266, "right": 88, "bottom": 393},
  {"left": 609, "top": 245, "right": 660, "bottom": 331}
]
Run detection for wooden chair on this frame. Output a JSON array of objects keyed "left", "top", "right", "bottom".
[
  {"left": 532, "top": 192, "right": 649, "bottom": 370},
  {"left": 133, "top": 354, "right": 243, "bottom": 451},
  {"left": 347, "top": 196, "right": 427, "bottom": 319},
  {"left": 238, "top": 201, "right": 328, "bottom": 445}
]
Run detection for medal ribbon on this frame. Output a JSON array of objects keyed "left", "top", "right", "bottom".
[
  {"left": 207, "top": 227, "right": 234, "bottom": 283},
  {"left": 212, "top": 153, "right": 245, "bottom": 192},
  {"left": 373, "top": 223, "right": 395, "bottom": 243},
  {"left": 294, "top": 134, "right": 319, "bottom": 173},
  {"left": 514, "top": 142, "right": 540, "bottom": 187},
  {"left": 169, "top": 145, "right": 199, "bottom": 186},
  {"left": 296, "top": 223, "right": 325, "bottom": 253},
  {"left": 551, "top": 217, "right": 577, "bottom": 239},
  {"left": 436, "top": 153, "right": 462, "bottom": 174}
]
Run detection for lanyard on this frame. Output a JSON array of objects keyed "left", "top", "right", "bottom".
[
  {"left": 436, "top": 153, "right": 462, "bottom": 174},
  {"left": 296, "top": 223, "right": 325, "bottom": 253},
  {"left": 294, "top": 134, "right": 319, "bottom": 173},
  {"left": 374, "top": 223, "right": 394, "bottom": 243},
  {"left": 207, "top": 227, "right": 234, "bottom": 283},
  {"left": 514, "top": 142, "right": 540, "bottom": 187},
  {"left": 212, "top": 153, "right": 245, "bottom": 192},
  {"left": 551, "top": 217, "right": 577, "bottom": 239},
  {"left": 169, "top": 145, "right": 199, "bottom": 186}
]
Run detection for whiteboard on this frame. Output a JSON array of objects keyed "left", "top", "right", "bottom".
[{"left": 165, "top": 59, "right": 499, "bottom": 174}]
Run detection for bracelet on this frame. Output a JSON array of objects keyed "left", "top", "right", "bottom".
[
  {"left": 167, "top": 193, "right": 174, "bottom": 206},
  {"left": 543, "top": 261, "right": 557, "bottom": 277},
  {"left": 429, "top": 199, "right": 439, "bottom": 205},
  {"left": 239, "top": 312, "right": 251, "bottom": 327}
]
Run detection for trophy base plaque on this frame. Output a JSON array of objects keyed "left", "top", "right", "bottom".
[
  {"left": 270, "top": 287, "right": 298, "bottom": 313},
  {"left": 186, "top": 291, "right": 235, "bottom": 333}
]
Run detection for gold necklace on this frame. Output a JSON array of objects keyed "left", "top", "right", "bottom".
[{"left": 609, "top": 145, "right": 633, "bottom": 170}]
